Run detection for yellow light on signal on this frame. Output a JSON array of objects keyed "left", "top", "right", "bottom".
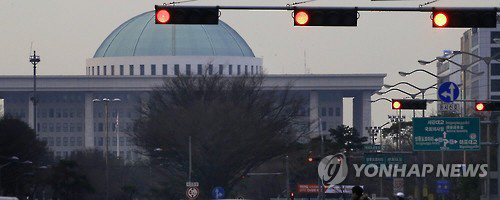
[
  {"left": 295, "top": 11, "right": 309, "bottom": 25},
  {"left": 434, "top": 13, "right": 448, "bottom": 27},
  {"left": 392, "top": 101, "right": 402, "bottom": 109},
  {"left": 475, "top": 102, "right": 485, "bottom": 111}
]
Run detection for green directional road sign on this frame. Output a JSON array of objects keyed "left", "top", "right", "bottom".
[{"left": 413, "top": 117, "right": 480, "bottom": 151}]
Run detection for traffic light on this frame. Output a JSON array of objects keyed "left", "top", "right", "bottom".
[
  {"left": 391, "top": 99, "right": 427, "bottom": 110},
  {"left": 432, "top": 9, "right": 497, "bottom": 28},
  {"left": 475, "top": 102, "right": 500, "bottom": 111},
  {"left": 293, "top": 8, "right": 358, "bottom": 26},
  {"left": 290, "top": 192, "right": 295, "bottom": 200},
  {"left": 155, "top": 5, "right": 219, "bottom": 24}
]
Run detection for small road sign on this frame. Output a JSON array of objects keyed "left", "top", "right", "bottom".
[
  {"left": 413, "top": 117, "right": 480, "bottom": 151},
  {"left": 186, "top": 182, "right": 199, "bottom": 187},
  {"left": 438, "top": 102, "right": 461, "bottom": 113},
  {"left": 186, "top": 187, "right": 200, "bottom": 200},
  {"left": 436, "top": 180, "right": 450, "bottom": 194},
  {"left": 364, "top": 153, "right": 405, "bottom": 165},
  {"left": 438, "top": 82, "right": 460, "bottom": 103},
  {"left": 211, "top": 186, "right": 225, "bottom": 199}
]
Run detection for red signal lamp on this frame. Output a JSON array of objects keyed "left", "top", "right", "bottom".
[{"left": 155, "top": 9, "right": 170, "bottom": 24}]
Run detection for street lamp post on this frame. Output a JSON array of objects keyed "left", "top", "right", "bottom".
[
  {"left": 383, "top": 82, "right": 437, "bottom": 117},
  {"left": 29, "top": 51, "right": 40, "bottom": 134},
  {"left": 93, "top": 98, "right": 120, "bottom": 200}
]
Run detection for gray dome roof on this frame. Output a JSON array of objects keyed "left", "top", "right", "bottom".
[{"left": 94, "top": 11, "right": 255, "bottom": 58}]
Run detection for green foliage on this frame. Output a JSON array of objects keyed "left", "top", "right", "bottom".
[{"left": 328, "top": 125, "right": 367, "bottom": 154}]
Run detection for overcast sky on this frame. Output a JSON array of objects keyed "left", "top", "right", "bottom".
[{"left": 0, "top": 0, "right": 497, "bottom": 126}]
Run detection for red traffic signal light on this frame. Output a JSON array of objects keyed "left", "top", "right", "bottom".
[
  {"left": 290, "top": 192, "right": 295, "bottom": 200},
  {"left": 294, "top": 8, "right": 357, "bottom": 26},
  {"left": 155, "top": 5, "right": 219, "bottom": 25},
  {"left": 432, "top": 9, "right": 497, "bottom": 28},
  {"left": 391, "top": 99, "right": 427, "bottom": 110}
]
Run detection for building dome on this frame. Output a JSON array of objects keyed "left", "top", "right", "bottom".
[{"left": 93, "top": 11, "right": 255, "bottom": 58}]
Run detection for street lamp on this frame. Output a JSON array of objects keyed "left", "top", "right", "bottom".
[
  {"left": 93, "top": 97, "right": 120, "bottom": 200},
  {"left": 383, "top": 82, "right": 437, "bottom": 117},
  {"left": 371, "top": 98, "right": 392, "bottom": 103},
  {"left": 29, "top": 51, "right": 40, "bottom": 134}
]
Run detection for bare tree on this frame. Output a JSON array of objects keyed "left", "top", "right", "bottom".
[{"left": 132, "top": 74, "right": 307, "bottom": 198}]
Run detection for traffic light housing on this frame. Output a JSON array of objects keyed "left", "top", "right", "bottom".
[
  {"left": 294, "top": 8, "right": 357, "bottom": 26},
  {"left": 391, "top": 99, "right": 427, "bottom": 110},
  {"left": 155, "top": 5, "right": 219, "bottom": 24},
  {"left": 432, "top": 9, "right": 497, "bottom": 28},
  {"left": 475, "top": 102, "right": 500, "bottom": 111},
  {"left": 290, "top": 192, "right": 295, "bottom": 200}
]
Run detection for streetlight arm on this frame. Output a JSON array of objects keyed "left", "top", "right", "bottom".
[
  {"left": 371, "top": 98, "right": 392, "bottom": 103},
  {"left": 399, "top": 69, "right": 438, "bottom": 78},
  {"left": 377, "top": 88, "right": 419, "bottom": 99}
]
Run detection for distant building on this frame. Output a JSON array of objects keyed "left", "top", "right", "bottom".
[{"left": 0, "top": 11, "right": 384, "bottom": 160}]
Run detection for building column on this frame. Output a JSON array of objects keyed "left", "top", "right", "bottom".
[
  {"left": 353, "top": 91, "right": 371, "bottom": 137},
  {"left": 309, "top": 91, "right": 319, "bottom": 138},
  {"left": 84, "top": 92, "right": 95, "bottom": 148}
]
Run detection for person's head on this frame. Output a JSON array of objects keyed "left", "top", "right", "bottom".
[{"left": 351, "top": 185, "right": 363, "bottom": 199}]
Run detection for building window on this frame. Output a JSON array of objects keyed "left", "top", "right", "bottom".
[
  {"left": 186, "top": 64, "right": 191, "bottom": 75},
  {"left": 140, "top": 64, "right": 145, "bottom": 75},
  {"left": 237, "top": 65, "right": 241, "bottom": 75},
  {"left": 103, "top": 66, "right": 107, "bottom": 75},
  {"left": 219, "top": 64, "right": 224, "bottom": 75},
  {"left": 56, "top": 123, "right": 61, "bottom": 132},
  {"left": 92, "top": 67, "right": 95, "bottom": 75},
  {"left": 198, "top": 64, "right": 203, "bottom": 75},
  {"left": 328, "top": 107, "right": 334, "bottom": 116},
  {"left": 492, "top": 64, "right": 500, "bottom": 76},
  {"left": 229, "top": 65, "right": 233, "bottom": 75},
  {"left": 111, "top": 65, "right": 115, "bottom": 75},
  {"left": 120, "top": 65, "right": 124, "bottom": 75},
  {"left": 70, "top": 137, "right": 75, "bottom": 146},
  {"left": 491, "top": 31, "right": 500, "bottom": 44},
  {"left": 162, "top": 64, "right": 168, "bottom": 75},
  {"left": 245, "top": 65, "right": 248, "bottom": 74},
  {"left": 56, "top": 137, "right": 61, "bottom": 146},
  {"left": 98, "top": 137, "right": 103, "bottom": 146},
  {"left": 97, "top": 66, "right": 100, "bottom": 75},
  {"left": 492, "top": 80, "right": 500, "bottom": 91},
  {"left": 174, "top": 64, "right": 180, "bottom": 75},
  {"left": 48, "top": 137, "right": 54, "bottom": 146},
  {"left": 98, "top": 123, "right": 103, "bottom": 132},
  {"left": 321, "top": 107, "right": 327, "bottom": 116},
  {"left": 251, "top": 65, "right": 254, "bottom": 74},
  {"left": 336, "top": 107, "right": 340, "bottom": 116},
  {"left": 129, "top": 65, "right": 134, "bottom": 75},
  {"left": 77, "top": 137, "right": 83, "bottom": 146},
  {"left": 492, "top": 48, "right": 500, "bottom": 58},
  {"left": 151, "top": 64, "right": 156, "bottom": 75},
  {"left": 208, "top": 64, "right": 213, "bottom": 75}
]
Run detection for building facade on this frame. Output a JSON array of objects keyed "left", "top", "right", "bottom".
[{"left": 0, "top": 11, "right": 385, "bottom": 160}]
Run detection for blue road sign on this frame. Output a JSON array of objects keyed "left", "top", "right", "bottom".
[
  {"left": 212, "top": 186, "right": 225, "bottom": 199},
  {"left": 436, "top": 180, "right": 450, "bottom": 194},
  {"left": 438, "top": 82, "right": 459, "bottom": 103}
]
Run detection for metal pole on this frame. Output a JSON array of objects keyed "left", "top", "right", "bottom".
[
  {"left": 286, "top": 155, "right": 290, "bottom": 200},
  {"left": 398, "top": 110, "right": 402, "bottom": 151},
  {"left": 462, "top": 69, "right": 467, "bottom": 164},
  {"left": 189, "top": 136, "right": 192, "bottom": 182},
  {"left": 486, "top": 122, "right": 490, "bottom": 200},
  {"left": 104, "top": 100, "right": 109, "bottom": 200},
  {"left": 496, "top": 115, "right": 500, "bottom": 199}
]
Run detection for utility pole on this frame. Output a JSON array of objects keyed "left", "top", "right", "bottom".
[{"left": 29, "top": 51, "right": 40, "bottom": 134}]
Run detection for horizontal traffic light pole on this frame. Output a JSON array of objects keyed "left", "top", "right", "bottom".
[{"left": 202, "top": 5, "right": 499, "bottom": 12}]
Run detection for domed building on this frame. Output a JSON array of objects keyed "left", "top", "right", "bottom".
[
  {"left": 0, "top": 11, "right": 384, "bottom": 160},
  {"left": 86, "top": 11, "right": 262, "bottom": 77}
]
